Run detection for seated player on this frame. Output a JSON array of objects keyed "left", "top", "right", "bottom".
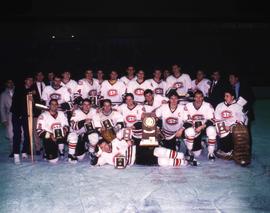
[
  {"left": 214, "top": 88, "right": 246, "bottom": 159},
  {"left": 36, "top": 99, "right": 69, "bottom": 163},
  {"left": 153, "top": 147, "right": 188, "bottom": 167},
  {"left": 67, "top": 98, "right": 101, "bottom": 164},
  {"left": 143, "top": 89, "right": 168, "bottom": 114},
  {"left": 95, "top": 131, "right": 136, "bottom": 167},
  {"left": 182, "top": 90, "right": 217, "bottom": 160}
]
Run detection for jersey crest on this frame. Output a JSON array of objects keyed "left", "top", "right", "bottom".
[
  {"left": 126, "top": 115, "right": 136, "bottom": 123},
  {"left": 107, "top": 89, "right": 118, "bottom": 96},
  {"left": 50, "top": 93, "right": 61, "bottom": 100},
  {"left": 173, "top": 82, "right": 183, "bottom": 88},
  {"left": 166, "top": 117, "right": 178, "bottom": 125},
  {"left": 134, "top": 88, "right": 144, "bottom": 96},
  {"left": 154, "top": 88, "right": 163, "bottom": 95},
  {"left": 221, "top": 110, "right": 233, "bottom": 119}
]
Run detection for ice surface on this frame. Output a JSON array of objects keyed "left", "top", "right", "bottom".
[{"left": 0, "top": 100, "right": 270, "bottom": 213}]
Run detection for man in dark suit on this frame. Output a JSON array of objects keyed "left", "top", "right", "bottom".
[
  {"left": 207, "top": 70, "right": 230, "bottom": 109},
  {"left": 32, "top": 71, "right": 46, "bottom": 155}
]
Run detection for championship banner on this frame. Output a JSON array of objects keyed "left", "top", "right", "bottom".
[{"left": 140, "top": 113, "right": 159, "bottom": 146}]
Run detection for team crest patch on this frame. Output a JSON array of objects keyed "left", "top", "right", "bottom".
[
  {"left": 174, "top": 82, "right": 183, "bottom": 88},
  {"left": 134, "top": 88, "right": 144, "bottom": 96},
  {"left": 166, "top": 117, "right": 178, "bottom": 125},
  {"left": 107, "top": 89, "right": 118, "bottom": 96},
  {"left": 221, "top": 110, "right": 233, "bottom": 119},
  {"left": 126, "top": 115, "right": 136, "bottom": 123},
  {"left": 50, "top": 93, "right": 61, "bottom": 100}
]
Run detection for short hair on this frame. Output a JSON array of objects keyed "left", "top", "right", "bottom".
[
  {"left": 101, "top": 99, "right": 112, "bottom": 107},
  {"left": 144, "top": 89, "right": 153, "bottom": 96},
  {"left": 49, "top": 99, "right": 58, "bottom": 105},
  {"left": 194, "top": 90, "right": 204, "bottom": 97},
  {"left": 124, "top": 93, "right": 134, "bottom": 101},
  {"left": 224, "top": 88, "right": 236, "bottom": 97},
  {"left": 166, "top": 89, "right": 180, "bottom": 99},
  {"left": 53, "top": 74, "right": 62, "bottom": 80},
  {"left": 82, "top": 98, "right": 91, "bottom": 104}
]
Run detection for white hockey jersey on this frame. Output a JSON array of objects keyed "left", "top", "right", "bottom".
[
  {"left": 143, "top": 95, "right": 168, "bottom": 113},
  {"left": 100, "top": 80, "right": 126, "bottom": 105},
  {"left": 183, "top": 101, "right": 215, "bottom": 125},
  {"left": 155, "top": 104, "right": 185, "bottom": 140},
  {"left": 191, "top": 78, "right": 211, "bottom": 97},
  {"left": 61, "top": 79, "right": 78, "bottom": 100},
  {"left": 36, "top": 111, "right": 69, "bottom": 137},
  {"left": 148, "top": 79, "right": 167, "bottom": 96},
  {"left": 120, "top": 75, "right": 137, "bottom": 86},
  {"left": 118, "top": 104, "right": 143, "bottom": 128},
  {"left": 214, "top": 101, "right": 245, "bottom": 137},
  {"left": 166, "top": 74, "right": 192, "bottom": 95},
  {"left": 96, "top": 138, "right": 136, "bottom": 166},
  {"left": 126, "top": 80, "right": 153, "bottom": 104},
  {"left": 76, "top": 78, "right": 100, "bottom": 99},
  {"left": 70, "top": 108, "right": 101, "bottom": 134},
  {"left": 41, "top": 85, "right": 71, "bottom": 106},
  {"left": 99, "top": 110, "right": 124, "bottom": 128}
]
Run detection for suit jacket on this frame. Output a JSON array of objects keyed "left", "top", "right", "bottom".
[
  {"left": 0, "top": 88, "right": 13, "bottom": 122},
  {"left": 207, "top": 79, "right": 230, "bottom": 109}
]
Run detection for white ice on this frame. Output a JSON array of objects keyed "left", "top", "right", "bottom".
[{"left": 0, "top": 100, "right": 270, "bottom": 213}]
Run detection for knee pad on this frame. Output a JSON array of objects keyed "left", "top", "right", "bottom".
[
  {"left": 206, "top": 126, "right": 217, "bottom": 140},
  {"left": 185, "top": 127, "right": 196, "bottom": 139},
  {"left": 88, "top": 133, "right": 99, "bottom": 146},
  {"left": 67, "top": 132, "right": 78, "bottom": 143}
]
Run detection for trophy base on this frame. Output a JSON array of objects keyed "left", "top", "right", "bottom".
[{"left": 140, "top": 137, "right": 159, "bottom": 147}]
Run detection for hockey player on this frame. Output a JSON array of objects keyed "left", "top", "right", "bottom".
[
  {"left": 41, "top": 75, "right": 72, "bottom": 111},
  {"left": 97, "top": 70, "right": 104, "bottom": 86},
  {"left": 214, "top": 88, "right": 246, "bottom": 159},
  {"left": 95, "top": 131, "right": 136, "bottom": 167},
  {"left": 155, "top": 89, "right": 185, "bottom": 151},
  {"left": 153, "top": 147, "right": 188, "bottom": 167},
  {"left": 148, "top": 69, "right": 167, "bottom": 96},
  {"left": 36, "top": 99, "right": 69, "bottom": 163},
  {"left": 182, "top": 90, "right": 217, "bottom": 160},
  {"left": 191, "top": 70, "right": 211, "bottom": 97},
  {"left": 100, "top": 70, "right": 126, "bottom": 106},
  {"left": 143, "top": 89, "right": 168, "bottom": 114},
  {"left": 126, "top": 70, "right": 153, "bottom": 104},
  {"left": 67, "top": 98, "right": 101, "bottom": 164},
  {"left": 120, "top": 66, "right": 137, "bottom": 86},
  {"left": 166, "top": 64, "right": 192, "bottom": 96},
  {"left": 61, "top": 70, "right": 78, "bottom": 100}
]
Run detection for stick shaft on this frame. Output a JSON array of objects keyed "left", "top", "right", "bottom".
[{"left": 27, "top": 93, "right": 34, "bottom": 162}]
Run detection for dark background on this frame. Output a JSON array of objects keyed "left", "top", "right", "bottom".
[{"left": 1, "top": 1, "right": 270, "bottom": 88}]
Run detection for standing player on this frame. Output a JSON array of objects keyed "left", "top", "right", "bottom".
[
  {"left": 67, "top": 99, "right": 101, "bottom": 164},
  {"left": 182, "top": 90, "right": 217, "bottom": 160},
  {"left": 100, "top": 70, "right": 126, "bottom": 106},
  {"left": 61, "top": 70, "right": 78, "bottom": 100},
  {"left": 148, "top": 69, "right": 167, "bottom": 96},
  {"left": 120, "top": 66, "right": 137, "bottom": 86},
  {"left": 36, "top": 99, "right": 69, "bottom": 163},
  {"left": 191, "top": 70, "right": 211, "bottom": 97},
  {"left": 126, "top": 70, "right": 153, "bottom": 104},
  {"left": 214, "top": 89, "right": 246, "bottom": 159},
  {"left": 166, "top": 64, "right": 192, "bottom": 96}
]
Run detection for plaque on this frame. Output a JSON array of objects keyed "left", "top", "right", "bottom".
[
  {"left": 84, "top": 121, "right": 95, "bottom": 134},
  {"left": 53, "top": 128, "right": 63, "bottom": 139},
  {"left": 216, "top": 121, "right": 227, "bottom": 134},
  {"left": 89, "top": 96, "right": 98, "bottom": 107},
  {"left": 123, "top": 128, "right": 132, "bottom": 141},
  {"left": 102, "top": 119, "right": 113, "bottom": 129},
  {"left": 140, "top": 113, "right": 159, "bottom": 146},
  {"left": 114, "top": 156, "right": 126, "bottom": 169}
]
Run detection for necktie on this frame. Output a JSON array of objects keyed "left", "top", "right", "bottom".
[
  {"left": 210, "top": 81, "right": 216, "bottom": 93},
  {"left": 40, "top": 83, "right": 43, "bottom": 95}
]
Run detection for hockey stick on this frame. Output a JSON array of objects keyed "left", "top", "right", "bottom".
[{"left": 27, "top": 93, "right": 34, "bottom": 162}]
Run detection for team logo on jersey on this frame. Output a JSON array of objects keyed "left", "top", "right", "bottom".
[
  {"left": 50, "top": 93, "right": 61, "bottom": 100},
  {"left": 154, "top": 88, "right": 163, "bottom": 95},
  {"left": 134, "top": 88, "right": 144, "bottom": 96},
  {"left": 166, "top": 117, "right": 178, "bottom": 125},
  {"left": 192, "top": 114, "right": 204, "bottom": 121},
  {"left": 126, "top": 115, "right": 136, "bottom": 123},
  {"left": 107, "top": 89, "right": 118, "bottom": 96},
  {"left": 88, "top": 90, "right": 97, "bottom": 96},
  {"left": 221, "top": 110, "right": 233, "bottom": 119},
  {"left": 51, "top": 123, "right": 62, "bottom": 130},
  {"left": 173, "top": 82, "right": 183, "bottom": 88}
]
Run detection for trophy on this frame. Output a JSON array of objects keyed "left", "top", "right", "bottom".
[
  {"left": 114, "top": 156, "right": 126, "bottom": 169},
  {"left": 84, "top": 121, "right": 95, "bottom": 134},
  {"left": 89, "top": 96, "right": 98, "bottom": 107},
  {"left": 101, "top": 119, "right": 116, "bottom": 143},
  {"left": 140, "top": 113, "right": 159, "bottom": 146},
  {"left": 216, "top": 121, "right": 227, "bottom": 135}
]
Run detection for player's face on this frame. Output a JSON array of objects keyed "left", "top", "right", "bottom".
[
  {"left": 82, "top": 101, "right": 91, "bottom": 112},
  {"left": 194, "top": 93, "right": 204, "bottom": 105},
  {"left": 110, "top": 71, "right": 118, "bottom": 80},
  {"left": 212, "top": 72, "right": 220, "bottom": 81},
  {"left": 103, "top": 102, "right": 112, "bottom": 113},
  {"left": 6, "top": 80, "right": 14, "bottom": 89},
  {"left": 229, "top": 75, "right": 238, "bottom": 86},
  {"left": 85, "top": 70, "right": 93, "bottom": 79},
  {"left": 169, "top": 95, "right": 178, "bottom": 106},
  {"left": 62, "top": 72, "right": 70, "bottom": 80},
  {"left": 97, "top": 70, "right": 104, "bottom": 78},
  {"left": 99, "top": 142, "right": 112, "bottom": 153},
  {"left": 163, "top": 70, "right": 170, "bottom": 79},
  {"left": 53, "top": 77, "right": 62, "bottom": 88},
  {"left": 137, "top": 70, "right": 144, "bottom": 80},
  {"left": 145, "top": 93, "right": 153, "bottom": 103},
  {"left": 224, "top": 92, "right": 234, "bottom": 104},
  {"left": 127, "top": 66, "right": 135, "bottom": 76},
  {"left": 125, "top": 96, "right": 134, "bottom": 106},
  {"left": 196, "top": 70, "right": 204, "bottom": 80},
  {"left": 49, "top": 101, "right": 59, "bottom": 112},
  {"left": 154, "top": 70, "right": 162, "bottom": 79},
  {"left": 172, "top": 65, "right": 180, "bottom": 75},
  {"left": 25, "top": 77, "right": 34, "bottom": 88},
  {"left": 48, "top": 72, "right": 55, "bottom": 81}
]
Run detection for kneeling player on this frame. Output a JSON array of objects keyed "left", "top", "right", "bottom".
[
  {"left": 67, "top": 99, "right": 101, "bottom": 164},
  {"left": 36, "top": 99, "right": 69, "bottom": 163},
  {"left": 182, "top": 90, "right": 217, "bottom": 160},
  {"left": 214, "top": 89, "right": 246, "bottom": 159},
  {"left": 153, "top": 147, "right": 188, "bottom": 167}
]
